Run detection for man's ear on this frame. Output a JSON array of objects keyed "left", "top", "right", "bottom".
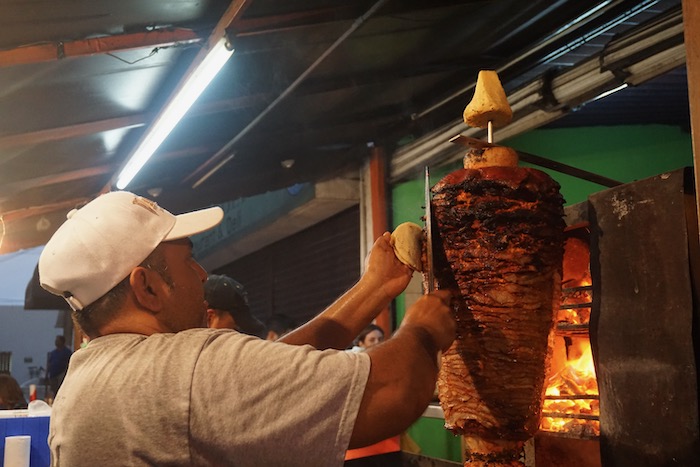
[
  {"left": 206, "top": 309, "right": 216, "bottom": 328},
  {"left": 129, "top": 267, "right": 164, "bottom": 312}
]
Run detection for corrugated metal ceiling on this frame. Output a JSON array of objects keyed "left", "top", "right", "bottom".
[{"left": 0, "top": 0, "right": 689, "bottom": 254}]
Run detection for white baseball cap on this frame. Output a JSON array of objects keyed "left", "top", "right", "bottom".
[{"left": 39, "top": 191, "right": 224, "bottom": 311}]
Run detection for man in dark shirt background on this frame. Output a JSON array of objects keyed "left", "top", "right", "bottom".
[{"left": 47, "top": 335, "right": 72, "bottom": 397}]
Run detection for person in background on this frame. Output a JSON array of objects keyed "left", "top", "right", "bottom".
[
  {"left": 37, "top": 191, "right": 455, "bottom": 466},
  {"left": 346, "top": 323, "right": 400, "bottom": 466},
  {"left": 47, "top": 335, "right": 72, "bottom": 397},
  {"left": 0, "top": 374, "right": 28, "bottom": 410},
  {"left": 350, "top": 324, "right": 385, "bottom": 352},
  {"left": 204, "top": 274, "right": 266, "bottom": 338},
  {"left": 265, "top": 313, "right": 296, "bottom": 341}
]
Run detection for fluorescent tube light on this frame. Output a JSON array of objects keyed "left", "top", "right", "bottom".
[
  {"left": 589, "top": 83, "right": 628, "bottom": 102},
  {"left": 116, "top": 35, "right": 234, "bottom": 189}
]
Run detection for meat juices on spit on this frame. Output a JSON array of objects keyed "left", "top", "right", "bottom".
[{"left": 429, "top": 70, "right": 565, "bottom": 467}]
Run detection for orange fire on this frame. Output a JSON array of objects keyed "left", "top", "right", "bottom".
[
  {"left": 540, "top": 235, "right": 599, "bottom": 437},
  {"left": 540, "top": 337, "right": 600, "bottom": 436},
  {"left": 558, "top": 278, "right": 592, "bottom": 324}
]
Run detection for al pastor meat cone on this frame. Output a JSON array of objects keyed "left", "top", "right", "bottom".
[{"left": 430, "top": 165, "right": 564, "bottom": 464}]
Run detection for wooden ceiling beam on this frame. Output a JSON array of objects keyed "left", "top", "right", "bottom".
[
  {"left": 0, "top": 29, "right": 202, "bottom": 68},
  {"left": 0, "top": 197, "right": 88, "bottom": 223},
  {"left": 0, "top": 166, "right": 112, "bottom": 205},
  {"left": 0, "top": 93, "right": 270, "bottom": 151},
  {"left": 0, "top": 115, "right": 145, "bottom": 151},
  {"left": 0, "top": 145, "right": 215, "bottom": 212}
]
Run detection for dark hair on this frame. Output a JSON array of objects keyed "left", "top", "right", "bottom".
[
  {"left": 0, "top": 374, "right": 27, "bottom": 410},
  {"left": 73, "top": 247, "right": 173, "bottom": 338},
  {"left": 355, "top": 323, "right": 385, "bottom": 346}
]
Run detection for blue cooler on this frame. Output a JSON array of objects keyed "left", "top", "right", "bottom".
[{"left": 0, "top": 414, "right": 50, "bottom": 467}]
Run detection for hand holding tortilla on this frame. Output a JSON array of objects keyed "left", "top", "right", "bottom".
[{"left": 390, "top": 222, "right": 424, "bottom": 271}]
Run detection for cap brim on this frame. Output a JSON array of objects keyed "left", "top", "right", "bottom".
[
  {"left": 165, "top": 206, "right": 224, "bottom": 241},
  {"left": 232, "top": 311, "right": 266, "bottom": 338}
]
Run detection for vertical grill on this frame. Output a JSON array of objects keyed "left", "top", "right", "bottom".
[{"left": 536, "top": 168, "right": 700, "bottom": 466}]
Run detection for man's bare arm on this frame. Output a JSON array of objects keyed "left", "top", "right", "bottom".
[
  {"left": 279, "top": 232, "right": 413, "bottom": 349},
  {"left": 349, "top": 290, "right": 456, "bottom": 448}
]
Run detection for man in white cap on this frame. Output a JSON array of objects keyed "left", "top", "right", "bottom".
[{"left": 39, "top": 190, "right": 455, "bottom": 467}]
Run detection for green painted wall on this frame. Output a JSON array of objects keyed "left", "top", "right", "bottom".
[
  {"left": 391, "top": 124, "right": 693, "bottom": 462},
  {"left": 505, "top": 125, "right": 693, "bottom": 206}
]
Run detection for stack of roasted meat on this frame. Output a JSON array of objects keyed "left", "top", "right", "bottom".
[{"left": 429, "top": 71, "right": 565, "bottom": 466}]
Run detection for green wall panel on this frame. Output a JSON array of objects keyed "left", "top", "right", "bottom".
[
  {"left": 504, "top": 125, "right": 692, "bottom": 205},
  {"left": 407, "top": 418, "right": 462, "bottom": 462}
]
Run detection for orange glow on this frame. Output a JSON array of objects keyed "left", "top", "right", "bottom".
[
  {"left": 540, "top": 337, "right": 599, "bottom": 436},
  {"left": 558, "top": 278, "right": 592, "bottom": 324},
  {"left": 541, "top": 234, "right": 599, "bottom": 437}
]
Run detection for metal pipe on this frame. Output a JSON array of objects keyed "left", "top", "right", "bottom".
[
  {"left": 544, "top": 395, "right": 600, "bottom": 400},
  {"left": 560, "top": 302, "right": 593, "bottom": 310},
  {"left": 188, "top": 0, "right": 390, "bottom": 188},
  {"left": 541, "top": 412, "right": 600, "bottom": 421},
  {"left": 517, "top": 150, "right": 623, "bottom": 187}
]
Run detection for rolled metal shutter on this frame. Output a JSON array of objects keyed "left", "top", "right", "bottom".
[{"left": 214, "top": 206, "right": 360, "bottom": 328}]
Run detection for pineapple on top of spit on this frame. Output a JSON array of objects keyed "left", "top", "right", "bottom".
[{"left": 462, "top": 70, "right": 517, "bottom": 169}]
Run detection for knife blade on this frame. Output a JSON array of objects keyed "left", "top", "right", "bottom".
[{"left": 424, "top": 166, "right": 434, "bottom": 293}]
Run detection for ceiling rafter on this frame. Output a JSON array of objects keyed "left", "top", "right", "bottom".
[
  {"left": 0, "top": 116, "right": 145, "bottom": 151},
  {"left": 0, "top": 145, "right": 216, "bottom": 210},
  {"left": 0, "top": 92, "right": 272, "bottom": 152},
  {"left": 233, "top": 6, "right": 365, "bottom": 35},
  {"left": 0, "top": 29, "right": 202, "bottom": 67}
]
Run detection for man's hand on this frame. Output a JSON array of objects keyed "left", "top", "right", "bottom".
[
  {"left": 361, "top": 232, "right": 414, "bottom": 301},
  {"left": 400, "top": 289, "right": 456, "bottom": 352}
]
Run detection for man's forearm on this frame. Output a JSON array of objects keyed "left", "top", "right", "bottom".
[
  {"left": 349, "top": 324, "right": 441, "bottom": 448},
  {"left": 278, "top": 276, "right": 393, "bottom": 349}
]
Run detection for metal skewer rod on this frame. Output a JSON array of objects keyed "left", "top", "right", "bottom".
[
  {"left": 424, "top": 166, "right": 434, "bottom": 294},
  {"left": 541, "top": 412, "right": 600, "bottom": 421}
]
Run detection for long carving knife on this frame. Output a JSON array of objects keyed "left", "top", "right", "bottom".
[{"left": 424, "top": 166, "right": 434, "bottom": 293}]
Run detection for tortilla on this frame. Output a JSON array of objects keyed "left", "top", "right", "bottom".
[{"left": 390, "top": 222, "right": 424, "bottom": 271}]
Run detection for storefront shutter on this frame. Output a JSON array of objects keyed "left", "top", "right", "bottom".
[{"left": 214, "top": 206, "right": 360, "bottom": 328}]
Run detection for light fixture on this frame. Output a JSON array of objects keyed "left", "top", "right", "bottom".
[
  {"left": 36, "top": 216, "right": 51, "bottom": 232},
  {"left": 146, "top": 187, "right": 163, "bottom": 198},
  {"left": 116, "top": 35, "right": 234, "bottom": 189},
  {"left": 588, "top": 83, "right": 629, "bottom": 103}
]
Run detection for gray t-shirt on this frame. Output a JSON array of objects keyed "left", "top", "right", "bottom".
[{"left": 49, "top": 328, "right": 370, "bottom": 466}]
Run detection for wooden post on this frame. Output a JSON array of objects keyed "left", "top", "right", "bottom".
[{"left": 683, "top": 0, "right": 700, "bottom": 236}]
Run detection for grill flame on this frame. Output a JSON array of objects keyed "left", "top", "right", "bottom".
[{"left": 540, "top": 235, "right": 599, "bottom": 437}]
